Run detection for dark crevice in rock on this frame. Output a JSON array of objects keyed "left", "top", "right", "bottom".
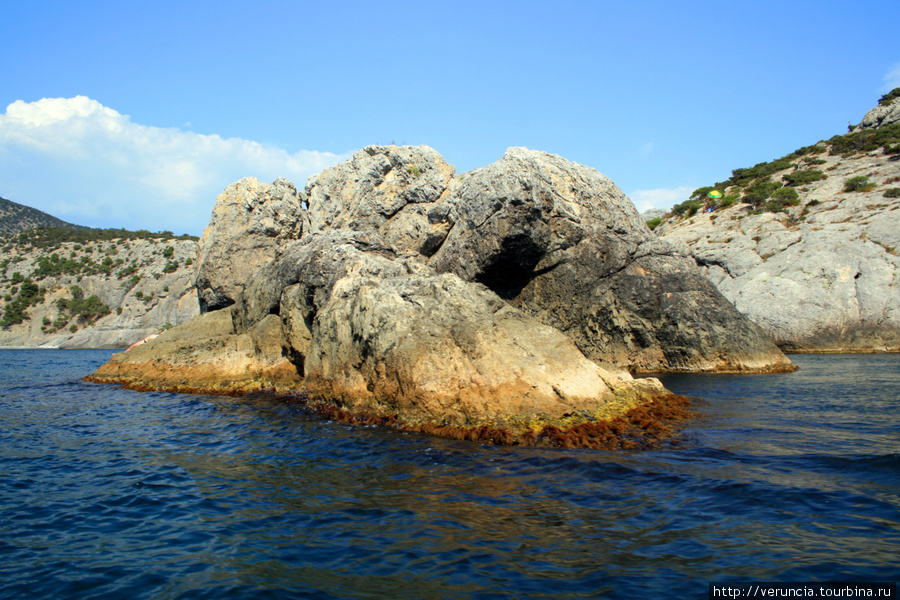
[
  {"left": 474, "top": 233, "right": 545, "bottom": 300},
  {"left": 694, "top": 255, "right": 734, "bottom": 277},
  {"left": 283, "top": 346, "right": 305, "bottom": 377},
  {"left": 198, "top": 292, "right": 235, "bottom": 314}
]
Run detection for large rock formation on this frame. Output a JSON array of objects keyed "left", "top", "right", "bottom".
[
  {"left": 859, "top": 95, "right": 900, "bottom": 129},
  {"left": 427, "top": 148, "right": 792, "bottom": 373},
  {"left": 89, "top": 145, "right": 795, "bottom": 446}
]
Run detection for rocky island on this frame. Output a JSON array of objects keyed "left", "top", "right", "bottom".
[{"left": 86, "top": 145, "right": 793, "bottom": 447}]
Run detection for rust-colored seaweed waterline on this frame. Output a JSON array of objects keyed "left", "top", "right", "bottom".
[
  {"left": 84, "top": 375, "right": 695, "bottom": 449},
  {"left": 307, "top": 392, "right": 695, "bottom": 450}
]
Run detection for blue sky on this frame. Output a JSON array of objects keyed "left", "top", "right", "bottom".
[{"left": 2, "top": 0, "right": 899, "bottom": 236}]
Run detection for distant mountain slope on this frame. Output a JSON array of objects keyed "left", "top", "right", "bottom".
[
  {"left": 649, "top": 89, "right": 900, "bottom": 352},
  {"left": 0, "top": 196, "right": 83, "bottom": 235}
]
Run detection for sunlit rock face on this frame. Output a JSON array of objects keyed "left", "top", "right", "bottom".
[
  {"left": 656, "top": 93, "right": 900, "bottom": 353},
  {"left": 194, "top": 177, "right": 305, "bottom": 312},
  {"left": 89, "top": 145, "right": 795, "bottom": 447}
]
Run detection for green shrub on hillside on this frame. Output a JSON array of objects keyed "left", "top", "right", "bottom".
[
  {"left": 741, "top": 179, "right": 781, "bottom": 207},
  {"left": 56, "top": 293, "right": 111, "bottom": 322},
  {"left": 772, "top": 187, "right": 801, "bottom": 203},
  {"left": 884, "top": 188, "right": 900, "bottom": 198},
  {"left": 782, "top": 170, "right": 826, "bottom": 187},
  {"left": 843, "top": 176, "right": 877, "bottom": 193},
  {"left": 828, "top": 123, "right": 900, "bottom": 156},
  {"left": 646, "top": 217, "right": 663, "bottom": 230},
  {"left": 764, "top": 187, "right": 802, "bottom": 212},
  {"left": 878, "top": 87, "right": 900, "bottom": 106},
  {"left": 730, "top": 157, "right": 796, "bottom": 188},
  {"left": 671, "top": 199, "right": 703, "bottom": 217},
  {"left": 0, "top": 277, "right": 45, "bottom": 327},
  {"left": 689, "top": 186, "right": 715, "bottom": 201},
  {"left": 720, "top": 194, "right": 739, "bottom": 208}
]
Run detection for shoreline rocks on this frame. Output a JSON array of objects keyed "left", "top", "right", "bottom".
[{"left": 87, "top": 145, "right": 797, "bottom": 447}]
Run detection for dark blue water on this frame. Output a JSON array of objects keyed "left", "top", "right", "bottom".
[{"left": 0, "top": 350, "right": 897, "bottom": 599}]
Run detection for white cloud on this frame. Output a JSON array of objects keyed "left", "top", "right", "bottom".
[
  {"left": 628, "top": 185, "right": 693, "bottom": 214},
  {"left": 0, "top": 96, "right": 349, "bottom": 235},
  {"left": 884, "top": 62, "right": 900, "bottom": 91},
  {"left": 638, "top": 142, "right": 654, "bottom": 156}
]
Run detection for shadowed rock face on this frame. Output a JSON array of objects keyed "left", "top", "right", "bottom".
[
  {"left": 90, "top": 145, "right": 794, "bottom": 446},
  {"left": 428, "top": 148, "right": 794, "bottom": 373}
]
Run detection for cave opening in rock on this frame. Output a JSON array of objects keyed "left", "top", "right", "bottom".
[{"left": 475, "top": 234, "right": 544, "bottom": 300}]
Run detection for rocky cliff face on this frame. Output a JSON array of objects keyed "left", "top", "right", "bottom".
[
  {"left": 89, "top": 145, "right": 793, "bottom": 447},
  {"left": 653, "top": 93, "right": 900, "bottom": 351},
  {"left": 0, "top": 233, "right": 199, "bottom": 348},
  {"left": 859, "top": 93, "right": 900, "bottom": 129}
]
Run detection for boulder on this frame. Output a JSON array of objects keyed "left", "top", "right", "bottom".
[
  {"left": 194, "top": 177, "right": 305, "bottom": 311},
  {"left": 859, "top": 99, "right": 900, "bottom": 129},
  {"left": 87, "top": 308, "right": 302, "bottom": 394},
  {"left": 305, "top": 144, "right": 456, "bottom": 254},
  {"left": 428, "top": 148, "right": 794, "bottom": 373}
]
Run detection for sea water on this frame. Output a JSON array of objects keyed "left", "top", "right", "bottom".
[{"left": 0, "top": 350, "right": 897, "bottom": 599}]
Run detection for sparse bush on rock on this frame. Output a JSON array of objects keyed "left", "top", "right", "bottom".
[{"left": 843, "top": 176, "right": 877, "bottom": 193}]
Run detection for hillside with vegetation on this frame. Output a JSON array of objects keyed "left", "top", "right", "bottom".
[
  {"left": 0, "top": 225, "right": 200, "bottom": 348},
  {"left": 0, "top": 196, "right": 85, "bottom": 235},
  {"left": 648, "top": 88, "right": 900, "bottom": 351}
]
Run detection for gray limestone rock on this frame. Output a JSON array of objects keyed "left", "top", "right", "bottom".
[
  {"left": 306, "top": 145, "right": 456, "bottom": 254},
  {"left": 233, "top": 229, "right": 654, "bottom": 430},
  {"left": 427, "top": 148, "right": 792, "bottom": 373},
  {"left": 859, "top": 100, "right": 900, "bottom": 129},
  {"left": 194, "top": 177, "right": 306, "bottom": 312},
  {"left": 659, "top": 146, "right": 900, "bottom": 351},
  {"left": 88, "top": 144, "right": 801, "bottom": 443}
]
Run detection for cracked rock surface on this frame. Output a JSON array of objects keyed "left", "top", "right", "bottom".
[{"left": 90, "top": 145, "right": 794, "bottom": 440}]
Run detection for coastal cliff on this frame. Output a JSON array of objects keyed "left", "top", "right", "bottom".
[
  {"left": 88, "top": 145, "right": 793, "bottom": 447},
  {"left": 650, "top": 89, "right": 900, "bottom": 351}
]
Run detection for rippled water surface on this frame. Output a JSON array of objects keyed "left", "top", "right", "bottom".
[{"left": 1, "top": 350, "right": 898, "bottom": 598}]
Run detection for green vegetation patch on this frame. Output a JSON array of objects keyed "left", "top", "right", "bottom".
[
  {"left": 843, "top": 176, "right": 877, "bottom": 193},
  {"left": 671, "top": 199, "right": 703, "bottom": 217},
  {"left": 3, "top": 226, "right": 198, "bottom": 249},
  {"left": 782, "top": 170, "right": 826, "bottom": 187},
  {"left": 0, "top": 276, "right": 45, "bottom": 327},
  {"left": 828, "top": 122, "right": 900, "bottom": 156},
  {"left": 55, "top": 285, "right": 111, "bottom": 327},
  {"left": 878, "top": 87, "right": 900, "bottom": 107}
]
